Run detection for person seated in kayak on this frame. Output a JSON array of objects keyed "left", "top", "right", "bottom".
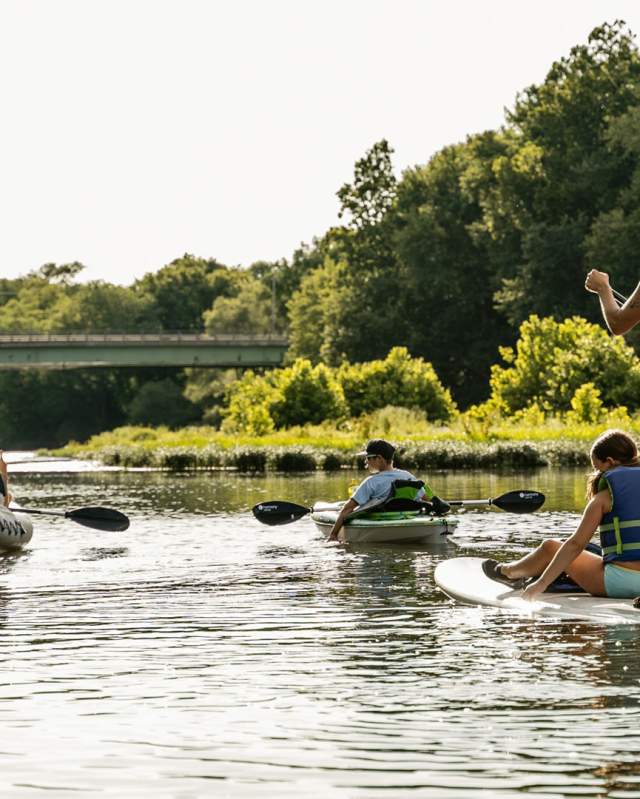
[
  {"left": 483, "top": 429, "right": 640, "bottom": 600},
  {"left": 0, "top": 451, "right": 10, "bottom": 507},
  {"left": 327, "top": 438, "right": 449, "bottom": 541}
]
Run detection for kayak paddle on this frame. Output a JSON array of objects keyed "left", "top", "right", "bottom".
[
  {"left": 11, "top": 505, "right": 130, "bottom": 532},
  {"left": 253, "top": 489, "right": 545, "bottom": 525},
  {"left": 446, "top": 490, "right": 545, "bottom": 513},
  {"left": 252, "top": 501, "right": 311, "bottom": 526}
]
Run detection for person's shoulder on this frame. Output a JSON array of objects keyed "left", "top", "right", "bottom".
[{"left": 391, "top": 468, "right": 416, "bottom": 479}]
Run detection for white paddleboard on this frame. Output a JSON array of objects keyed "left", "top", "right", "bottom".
[{"left": 434, "top": 557, "right": 640, "bottom": 625}]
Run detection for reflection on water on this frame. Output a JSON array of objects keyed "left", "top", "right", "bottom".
[{"left": 0, "top": 466, "right": 637, "bottom": 797}]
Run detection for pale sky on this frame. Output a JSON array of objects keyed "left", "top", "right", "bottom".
[{"left": 1, "top": 0, "right": 640, "bottom": 285}]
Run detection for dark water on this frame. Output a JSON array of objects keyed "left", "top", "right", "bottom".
[{"left": 1, "top": 463, "right": 639, "bottom": 798}]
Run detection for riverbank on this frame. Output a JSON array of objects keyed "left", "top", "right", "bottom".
[{"left": 44, "top": 419, "right": 627, "bottom": 471}]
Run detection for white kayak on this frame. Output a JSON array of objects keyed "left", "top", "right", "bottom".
[
  {"left": 311, "top": 501, "right": 458, "bottom": 544},
  {"left": 435, "top": 557, "right": 640, "bottom": 626},
  {"left": 0, "top": 506, "right": 33, "bottom": 551}
]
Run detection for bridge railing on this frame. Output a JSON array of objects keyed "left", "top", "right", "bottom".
[{"left": 0, "top": 332, "right": 289, "bottom": 345}]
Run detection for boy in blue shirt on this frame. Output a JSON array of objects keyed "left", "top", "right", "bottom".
[{"left": 328, "top": 439, "right": 448, "bottom": 541}]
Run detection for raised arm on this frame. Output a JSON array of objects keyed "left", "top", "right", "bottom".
[{"left": 585, "top": 270, "right": 640, "bottom": 335}]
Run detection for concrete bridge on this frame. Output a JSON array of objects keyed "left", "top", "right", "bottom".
[{"left": 0, "top": 333, "right": 289, "bottom": 369}]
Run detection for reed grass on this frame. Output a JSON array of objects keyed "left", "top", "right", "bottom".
[{"left": 44, "top": 403, "right": 640, "bottom": 472}]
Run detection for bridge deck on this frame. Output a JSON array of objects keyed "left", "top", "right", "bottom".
[{"left": 0, "top": 334, "right": 289, "bottom": 368}]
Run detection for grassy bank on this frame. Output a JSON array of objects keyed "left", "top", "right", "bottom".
[{"left": 45, "top": 411, "right": 639, "bottom": 471}]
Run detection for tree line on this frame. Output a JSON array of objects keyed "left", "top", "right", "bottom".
[{"left": 2, "top": 21, "right": 640, "bottom": 447}]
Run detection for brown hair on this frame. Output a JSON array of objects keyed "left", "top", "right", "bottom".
[{"left": 587, "top": 429, "right": 639, "bottom": 499}]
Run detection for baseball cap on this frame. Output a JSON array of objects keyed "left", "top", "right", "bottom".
[{"left": 356, "top": 439, "right": 396, "bottom": 461}]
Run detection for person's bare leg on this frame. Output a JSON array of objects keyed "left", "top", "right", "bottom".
[
  {"left": 502, "top": 540, "right": 606, "bottom": 595},
  {"left": 501, "top": 539, "right": 561, "bottom": 579},
  {"left": 565, "top": 551, "right": 606, "bottom": 596}
]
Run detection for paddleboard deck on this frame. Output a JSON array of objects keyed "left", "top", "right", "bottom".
[{"left": 434, "top": 557, "right": 640, "bottom": 625}]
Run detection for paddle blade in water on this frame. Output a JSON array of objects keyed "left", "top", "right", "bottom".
[
  {"left": 65, "top": 507, "right": 130, "bottom": 532},
  {"left": 492, "top": 490, "right": 545, "bottom": 513},
  {"left": 252, "top": 501, "right": 311, "bottom": 526}
]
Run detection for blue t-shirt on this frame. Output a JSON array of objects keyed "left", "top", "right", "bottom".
[{"left": 352, "top": 468, "right": 425, "bottom": 507}]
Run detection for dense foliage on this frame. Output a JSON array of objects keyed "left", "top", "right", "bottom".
[
  {"left": 222, "top": 349, "right": 453, "bottom": 435},
  {"left": 488, "top": 314, "right": 640, "bottom": 414}
]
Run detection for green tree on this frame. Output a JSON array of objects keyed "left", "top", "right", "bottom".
[
  {"left": 586, "top": 94, "right": 640, "bottom": 309},
  {"left": 286, "top": 257, "right": 344, "bottom": 364},
  {"left": 47, "top": 282, "right": 160, "bottom": 332},
  {"left": 203, "top": 274, "right": 274, "bottom": 334},
  {"left": 126, "top": 378, "right": 200, "bottom": 428},
  {"left": 393, "top": 133, "right": 513, "bottom": 405},
  {"left": 491, "top": 21, "right": 640, "bottom": 326},
  {"left": 134, "top": 254, "right": 234, "bottom": 332},
  {"left": 303, "top": 140, "right": 410, "bottom": 363},
  {"left": 37, "top": 261, "right": 86, "bottom": 284},
  {"left": 0, "top": 369, "right": 132, "bottom": 448}
]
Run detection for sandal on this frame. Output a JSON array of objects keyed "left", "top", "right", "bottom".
[{"left": 482, "top": 559, "right": 526, "bottom": 589}]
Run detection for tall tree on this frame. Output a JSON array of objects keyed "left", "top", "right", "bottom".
[
  {"left": 134, "top": 253, "right": 234, "bottom": 332},
  {"left": 490, "top": 21, "right": 640, "bottom": 326}
]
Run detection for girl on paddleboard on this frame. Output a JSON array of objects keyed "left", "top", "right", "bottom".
[{"left": 484, "top": 429, "right": 640, "bottom": 600}]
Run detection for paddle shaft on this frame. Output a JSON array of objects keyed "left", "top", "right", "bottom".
[
  {"left": 447, "top": 499, "right": 492, "bottom": 507},
  {"left": 612, "top": 287, "right": 628, "bottom": 307},
  {"left": 15, "top": 508, "right": 69, "bottom": 518}
]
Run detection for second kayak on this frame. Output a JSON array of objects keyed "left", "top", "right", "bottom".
[{"left": 310, "top": 501, "right": 457, "bottom": 544}]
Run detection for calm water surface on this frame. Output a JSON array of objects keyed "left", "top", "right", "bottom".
[{"left": 1, "top": 463, "right": 639, "bottom": 798}]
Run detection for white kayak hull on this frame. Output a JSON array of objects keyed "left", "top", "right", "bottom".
[
  {"left": 435, "top": 557, "right": 640, "bottom": 626},
  {"left": 311, "top": 501, "right": 457, "bottom": 544},
  {"left": 0, "top": 506, "right": 33, "bottom": 551}
]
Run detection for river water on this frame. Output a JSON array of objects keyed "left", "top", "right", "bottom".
[{"left": 2, "top": 461, "right": 640, "bottom": 798}]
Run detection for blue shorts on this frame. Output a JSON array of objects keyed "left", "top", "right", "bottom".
[{"left": 604, "top": 563, "right": 640, "bottom": 598}]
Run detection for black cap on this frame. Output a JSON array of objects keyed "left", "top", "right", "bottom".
[{"left": 357, "top": 439, "right": 396, "bottom": 461}]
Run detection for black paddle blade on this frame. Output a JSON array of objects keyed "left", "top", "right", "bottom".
[
  {"left": 65, "top": 507, "right": 130, "bottom": 532},
  {"left": 252, "top": 501, "right": 311, "bottom": 526},
  {"left": 492, "top": 490, "right": 545, "bottom": 513}
]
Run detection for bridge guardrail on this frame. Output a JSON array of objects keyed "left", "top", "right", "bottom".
[{"left": 0, "top": 333, "right": 289, "bottom": 346}]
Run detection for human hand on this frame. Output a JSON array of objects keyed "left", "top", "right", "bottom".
[
  {"left": 520, "top": 580, "right": 544, "bottom": 602},
  {"left": 585, "top": 269, "right": 610, "bottom": 295}
]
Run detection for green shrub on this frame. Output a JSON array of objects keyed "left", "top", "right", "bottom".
[
  {"left": 490, "top": 315, "right": 640, "bottom": 414},
  {"left": 270, "top": 360, "right": 348, "bottom": 428},
  {"left": 194, "top": 445, "right": 225, "bottom": 468},
  {"left": 222, "top": 371, "right": 277, "bottom": 435},
  {"left": 317, "top": 449, "right": 347, "bottom": 471},
  {"left": 567, "top": 382, "right": 604, "bottom": 424},
  {"left": 267, "top": 446, "right": 319, "bottom": 472},
  {"left": 225, "top": 446, "right": 268, "bottom": 472},
  {"left": 155, "top": 447, "right": 197, "bottom": 471},
  {"left": 337, "top": 347, "right": 456, "bottom": 421}
]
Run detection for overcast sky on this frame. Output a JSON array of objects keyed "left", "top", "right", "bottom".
[{"left": 1, "top": 0, "right": 640, "bottom": 285}]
